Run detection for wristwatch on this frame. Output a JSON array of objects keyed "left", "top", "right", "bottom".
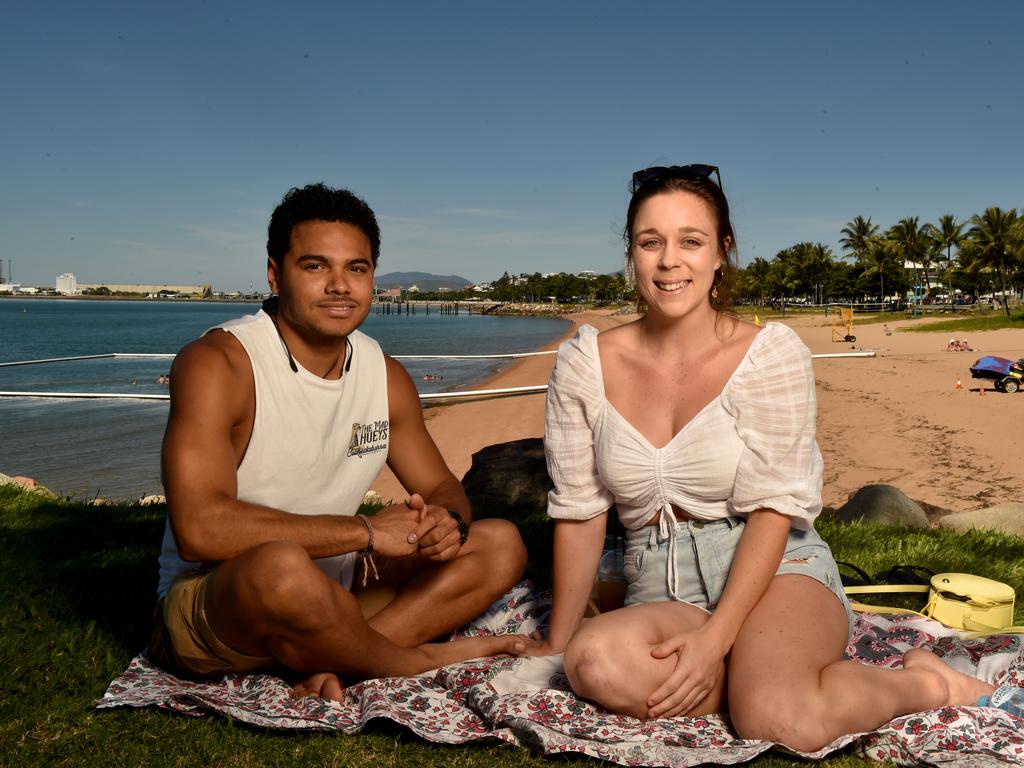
[{"left": 448, "top": 509, "right": 469, "bottom": 546}]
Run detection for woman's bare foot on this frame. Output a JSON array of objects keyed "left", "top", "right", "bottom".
[
  {"left": 903, "top": 648, "right": 994, "bottom": 706},
  {"left": 419, "top": 633, "right": 527, "bottom": 670}
]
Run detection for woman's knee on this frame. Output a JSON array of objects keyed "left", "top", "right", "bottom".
[
  {"left": 565, "top": 626, "right": 624, "bottom": 704},
  {"left": 564, "top": 619, "right": 657, "bottom": 718}
]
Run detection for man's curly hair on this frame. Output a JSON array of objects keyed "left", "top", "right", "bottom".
[{"left": 266, "top": 183, "right": 381, "bottom": 266}]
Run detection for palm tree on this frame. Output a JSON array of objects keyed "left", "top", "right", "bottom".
[
  {"left": 926, "top": 215, "right": 965, "bottom": 306},
  {"left": 967, "top": 207, "right": 1020, "bottom": 317},
  {"left": 860, "top": 237, "right": 899, "bottom": 305},
  {"left": 794, "top": 242, "right": 834, "bottom": 305},
  {"left": 743, "top": 257, "right": 772, "bottom": 305},
  {"left": 767, "top": 250, "right": 799, "bottom": 305},
  {"left": 888, "top": 217, "right": 932, "bottom": 295},
  {"left": 840, "top": 216, "right": 879, "bottom": 262}
]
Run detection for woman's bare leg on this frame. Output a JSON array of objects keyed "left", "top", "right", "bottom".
[
  {"left": 728, "top": 574, "right": 994, "bottom": 753},
  {"left": 564, "top": 602, "right": 726, "bottom": 718}
]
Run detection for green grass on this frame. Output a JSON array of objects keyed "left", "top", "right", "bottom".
[
  {"left": 899, "top": 308, "right": 1024, "bottom": 334},
  {"left": 6, "top": 485, "right": 1023, "bottom": 768}
]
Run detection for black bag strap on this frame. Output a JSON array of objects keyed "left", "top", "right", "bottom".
[
  {"left": 835, "top": 560, "right": 874, "bottom": 588},
  {"left": 873, "top": 564, "right": 935, "bottom": 586}
]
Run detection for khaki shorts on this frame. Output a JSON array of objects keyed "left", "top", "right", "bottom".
[
  {"left": 149, "top": 569, "right": 276, "bottom": 678},
  {"left": 150, "top": 557, "right": 416, "bottom": 678}
]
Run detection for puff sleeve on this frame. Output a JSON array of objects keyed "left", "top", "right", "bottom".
[
  {"left": 544, "top": 327, "right": 615, "bottom": 521},
  {"left": 722, "top": 323, "right": 823, "bottom": 529}
]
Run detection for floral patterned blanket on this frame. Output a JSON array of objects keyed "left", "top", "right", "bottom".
[{"left": 99, "top": 583, "right": 1024, "bottom": 766}]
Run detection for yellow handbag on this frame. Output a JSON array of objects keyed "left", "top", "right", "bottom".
[
  {"left": 845, "top": 571, "right": 1023, "bottom": 636},
  {"left": 923, "top": 573, "right": 1016, "bottom": 634}
]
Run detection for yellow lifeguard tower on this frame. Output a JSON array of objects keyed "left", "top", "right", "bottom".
[{"left": 831, "top": 307, "right": 857, "bottom": 342}]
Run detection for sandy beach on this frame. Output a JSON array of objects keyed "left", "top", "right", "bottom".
[{"left": 373, "top": 310, "right": 1024, "bottom": 518}]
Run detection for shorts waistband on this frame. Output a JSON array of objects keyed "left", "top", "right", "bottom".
[{"left": 628, "top": 516, "right": 743, "bottom": 547}]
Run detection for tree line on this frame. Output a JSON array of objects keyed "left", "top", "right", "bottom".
[
  {"left": 736, "top": 207, "right": 1024, "bottom": 317},
  {"left": 409, "top": 271, "right": 627, "bottom": 305}
]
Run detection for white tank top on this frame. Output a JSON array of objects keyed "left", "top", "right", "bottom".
[{"left": 156, "top": 309, "right": 390, "bottom": 596}]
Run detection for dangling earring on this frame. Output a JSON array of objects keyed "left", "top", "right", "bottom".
[
  {"left": 711, "top": 284, "right": 720, "bottom": 300},
  {"left": 711, "top": 268, "right": 722, "bottom": 302}
]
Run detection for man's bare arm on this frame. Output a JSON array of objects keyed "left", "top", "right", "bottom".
[
  {"left": 162, "top": 333, "right": 423, "bottom": 563},
  {"left": 384, "top": 356, "right": 469, "bottom": 558}
]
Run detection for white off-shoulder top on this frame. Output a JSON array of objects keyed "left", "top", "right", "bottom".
[{"left": 545, "top": 321, "right": 824, "bottom": 598}]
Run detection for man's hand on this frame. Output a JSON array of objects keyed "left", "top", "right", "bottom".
[
  {"left": 366, "top": 493, "right": 439, "bottom": 557},
  {"left": 645, "top": 625, "right": 729, "bottom": 718},
  {"left": 414, "top": 503, "right": 464, "bottom": 562}
]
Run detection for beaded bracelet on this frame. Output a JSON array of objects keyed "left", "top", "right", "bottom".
[
  {"left": 355, "top": 513, "right": 379, "bottom": 586},
  {"left": 448, "top": 509, "right": 469, "bottom": 546}
]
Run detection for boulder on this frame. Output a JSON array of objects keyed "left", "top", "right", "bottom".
[
  {"left": 833, "top": 484, "right": 929, "bottom": 528},
  {"left": 911, "top": 498, "right": 954, "bottom": 524},
  {"left": 0, "top": 472, "right": 57, "bottom": 499},
  {"left": 462, "top": 438, "right": 552, "bottom": 520},
  {"left": 462, "top": 438, "right": 555, "bottom": 586},
  {"left": 937, "top": 503, "right": 1024, "bottom": 537}
]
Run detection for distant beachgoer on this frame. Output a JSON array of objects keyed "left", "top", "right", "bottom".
[
  {"left": 526, "top": 163, "right": 995, "bottom": 750},
  {"left": 153, "top": 183, "right": 525, "bottom": 702}
]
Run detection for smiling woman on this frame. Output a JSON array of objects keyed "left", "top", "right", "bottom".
[
  {"left": 623, "top": 165, "right": 737, "bottom": 316},
  {"left": 527, "top": 164, "right": 996, "bottom": 752}
]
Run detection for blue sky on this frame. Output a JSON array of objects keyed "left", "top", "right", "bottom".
[{"left": 1, "top": 1, "right": 1021, "bottom": 292}]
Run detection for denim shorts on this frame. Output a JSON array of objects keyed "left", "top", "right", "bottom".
[{"left": 623, "top": 516, "right": 854, "bottom": 637}]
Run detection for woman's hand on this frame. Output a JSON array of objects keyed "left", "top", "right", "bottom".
[
  {"left": 520, "top": 628, "right": 563, "bottom": 657},
  {"left": 646, "top": 625, "right": 729, "bottom": 718}
]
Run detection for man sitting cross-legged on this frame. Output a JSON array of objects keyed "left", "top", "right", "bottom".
[{"left": 151, "top": 183, "right": 527, "bottom": 699}]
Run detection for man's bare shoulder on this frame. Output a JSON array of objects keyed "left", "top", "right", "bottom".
[
  {"left": 175, "top": 330, "right": 245, "bottom": 369},
  {"left": 171, "top": 330, "right": 253, "bottom": 397}
]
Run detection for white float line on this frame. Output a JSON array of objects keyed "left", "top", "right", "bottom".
[
  {"left": 0, "top": 385, "right": 550, "bottom": 402},
  {"left": 420, "top": 385, "right": 548, "bottom": 401},
  {"left": 393, "top": 351, "right": 556, "bottom": 359},
  {"left": 0, "top": 352, "right": 873, "bottom": 402},
  {"left": 0, "top": 352, "right": 175, "bottom": 367},
  {"left": 0, "top": 351, "right": 552, "bottom": 367},
  {"left": 0, "top": 391, "right": 171, "bottom": 400},
  {"left": 1, "top": 348, "right": 867, "bottom": 366},
  {"left": 811, "top": 352, "right": 876, "bottom": 359}
]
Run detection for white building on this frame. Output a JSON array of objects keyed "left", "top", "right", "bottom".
[{"left": 56, "top": 272, "right": 79, "bottom": 295}]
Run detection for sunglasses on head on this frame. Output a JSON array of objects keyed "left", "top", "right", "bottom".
[{"left": 631, "top": 164, "right": 722, "bottom": 194}]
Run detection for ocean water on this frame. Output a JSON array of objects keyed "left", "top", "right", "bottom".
[{"left": 0, "top": 298, "right": 568, "bottom": 499}]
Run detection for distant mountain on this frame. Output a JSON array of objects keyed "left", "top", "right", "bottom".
[{"left": 375, "top": 271, "right": 473, "bottom": 292}]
